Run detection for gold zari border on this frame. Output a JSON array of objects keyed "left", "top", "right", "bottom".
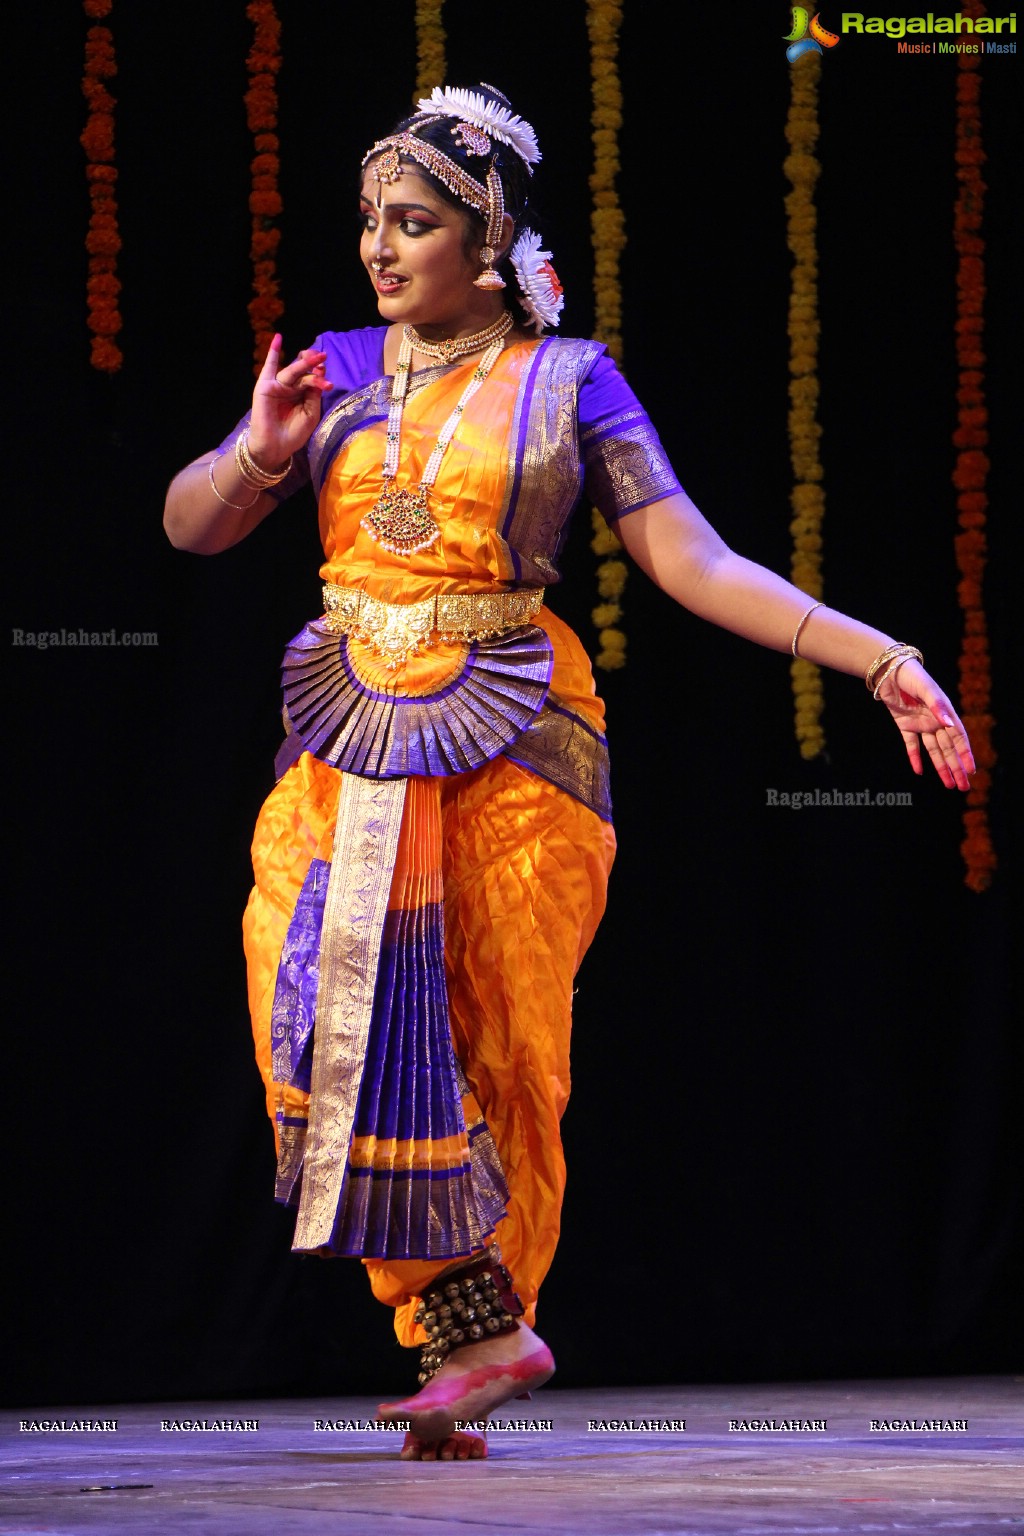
[{"left": 291, "top": 775, "right": 408, "bottom": 1252}]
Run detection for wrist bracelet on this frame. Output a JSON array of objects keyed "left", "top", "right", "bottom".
[
  {"left": 866, "top": 643, "right": 924, "bottom": 697},
  {"left": 235, "top": 427, "right": 293, "bottom": 489},
  {"left": 208, "top": 455, "right": 259, "bottom": 510},
  {"left": 792, "top": 601, "right": 825, "bottom": 658},
  {"left": 865, "top": 642, "right": 909, "bottom": 690},
  {"left": 872, "top": 649, "right": 923, "bottom": 700}
]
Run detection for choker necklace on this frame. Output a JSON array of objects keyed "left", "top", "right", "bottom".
[
  {"left": 404, "top": 310, "right": 514, "bottom": 364},
  {"left": 361, "top": 321, "right": 511, "bottom": 557}
]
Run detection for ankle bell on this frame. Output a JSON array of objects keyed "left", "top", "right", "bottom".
[{"left": 413, "top": 1252, "right": 523, "bottom": 1384}]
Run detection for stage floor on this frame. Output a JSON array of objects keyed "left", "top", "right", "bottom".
[{"left": 3, "top": 1377, "right": 1021, "bottom": 1534}]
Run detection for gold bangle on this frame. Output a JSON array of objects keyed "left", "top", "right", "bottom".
[
  {"left": 235, "top": 427, "right": 292, "bottom": 489},
  {"left": 236, "top": 429, "right": 291, "bottom": 487},
  {"left": 872, "top": 647, "right": 923, "bottom": 700},
  {"left": 208, "top": 455, "right": 259, "bottom": 510},
  {"left": 865, "top": 642, "right": 914, "bottom": 692},
  {"left": 791, "top": 601, "right": 825, "bottom": 657}
]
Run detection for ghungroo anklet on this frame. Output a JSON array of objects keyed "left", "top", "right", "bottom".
[{"left": 414, "top": 1251, "right": 524, "bottom": 1384}]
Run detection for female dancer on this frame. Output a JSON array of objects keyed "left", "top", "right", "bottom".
[{"left": 164, "top": 86, "right": 974, "bottom": 1460}]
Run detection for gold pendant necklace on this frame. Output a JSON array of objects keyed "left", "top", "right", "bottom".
[
  {"left": 404, "top": 311, "right": 514, "bottom": 364},
  {"left": 363, "top": 484, "right": 437, "bottom": 558},
  {"left": 361, "top": 315, "right": 513, "bottom": 557}
]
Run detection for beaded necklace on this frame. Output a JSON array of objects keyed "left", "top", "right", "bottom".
[
  {"left": 361, "top": 311, "right": 514, "bottom": 557},
  {"left": 404, "top": 312, "right": 513, "bottom": 363}
]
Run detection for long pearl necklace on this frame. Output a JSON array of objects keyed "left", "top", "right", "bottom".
[{"left": 361, "top": 312, "right": 514, "bottom": 558}]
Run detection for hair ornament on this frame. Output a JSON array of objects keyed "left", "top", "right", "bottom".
[
  {"left": 453, "top": 122, "right": 492, "bottom": 157},
  {"left": 362, "top": 132, "right": 490, "bottom": 218},
  {"left": 415, "top": 86, "right": 541, "bottom": 170},
  {"left": 374, "top": 146, "right": 403, "bottom": 183},
  {"left": 510, "top": 229, "right": 564, "bottom": 333}
]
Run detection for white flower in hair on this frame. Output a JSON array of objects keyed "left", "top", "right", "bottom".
[
  {"left": 510, "top": 229, "right": 564, "bottom": 334},
  {"left": 416, "top": 86, "right": 541, "bottom": 169}
]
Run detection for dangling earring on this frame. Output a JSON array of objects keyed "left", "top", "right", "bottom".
[
  {"left": 474, "top": 246, "right": 506, "bottom": 290},
  {"left": 474, "top": 163, "right": 507, "bottom": 290}
]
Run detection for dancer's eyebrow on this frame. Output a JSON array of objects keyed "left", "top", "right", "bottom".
[{"left": 359, "top": 195, "right": 442, "bottom": 220}]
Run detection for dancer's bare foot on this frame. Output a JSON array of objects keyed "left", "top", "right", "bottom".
[
  {"left": 379, "top": 1322, "right": 554, "bottom": 1444},
  {"left": 400, "top": 1429, "right": 487, "bottom": 1461}
]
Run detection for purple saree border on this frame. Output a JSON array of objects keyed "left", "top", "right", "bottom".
[
  {"left": 546, "top": 698, "right": 604, "bottom": 741},
  {"left": 313, "top": 399, "right": 389, "bottom": 498}
]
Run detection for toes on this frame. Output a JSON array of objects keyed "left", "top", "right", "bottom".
[
  {"left": 399, "top": 1429, "right": 487, "bottom": 1461},
  {"left": 400, "top": 1432, "right": 426, "bottom": 1460}
]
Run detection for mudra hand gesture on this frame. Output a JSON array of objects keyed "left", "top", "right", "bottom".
[
  {"left": 248, "top": 333, "right": 332, "bottom": 468},
  {"left": 875, "top": 659, "right": 975, "bottom": 791}
]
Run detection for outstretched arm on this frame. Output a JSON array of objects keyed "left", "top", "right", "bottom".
[{"left": 617, "top": 491, "right": 975, "bottom": 791}]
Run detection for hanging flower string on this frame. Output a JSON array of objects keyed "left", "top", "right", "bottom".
[
  {"left": 586, "top": 0, "right": 627, "bottom": 671},
  {"left": 245, "top": 2, "right": 284, "bottom": 375},
  {"left": 413, "top": 0, "right": 446, "bottom": 102},
  {"left": 784, "top": 51, "right": 826, "bottom": 759},
  {"left": 953, "top": 1, "right": 996, "bottom": 892},
  {"left": 81, "top": 0, "right": 122, "bottom": 372}
]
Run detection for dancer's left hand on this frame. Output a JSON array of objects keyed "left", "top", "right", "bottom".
[{"left": 875, "top": 660, "right": 975, "bottom": 790}]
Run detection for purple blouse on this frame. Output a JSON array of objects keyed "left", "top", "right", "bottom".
[{"left": 218, "top": 327, "right": 681, "bottom": 585}]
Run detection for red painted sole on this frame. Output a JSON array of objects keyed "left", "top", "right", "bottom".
[{"left": 380, "top": 1345, "right": 555, "bottom": 1443}]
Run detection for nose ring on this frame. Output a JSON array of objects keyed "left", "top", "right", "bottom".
[{"left": 371, "top": 259, "right": 383, "bottom": 272}]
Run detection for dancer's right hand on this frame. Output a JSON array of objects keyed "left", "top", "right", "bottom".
[{"left": 248, "top": 334, "right": 332, "bottom": 467}]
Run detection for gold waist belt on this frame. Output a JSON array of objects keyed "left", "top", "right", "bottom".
[{"left": 321, "top": 582, "right": 546, "bottom": 667}]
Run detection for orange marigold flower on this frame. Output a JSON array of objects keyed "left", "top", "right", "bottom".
[
  {"left": 81, "top": 78, "right": 113, "bottom": 112},
  {"left": 88, "top": 306, "right": 123, "bottom": 336},
  {"left": 952, "top": 451, "right": 990, "bottom": 489},
  {"left": 251, "top": 229, "right": 281, "bottom": 257},
  {"left": 249, "top": 189, "right": 283, "bottom": 217},
  {"left": 85, "top": 227, "right": 122, "bottom": 256},
  {"left": 85, "top": 37, "right": 116, "bottom": 77},
  {"left": 90, "top": 335, "right": 122, "bottom": 371}
]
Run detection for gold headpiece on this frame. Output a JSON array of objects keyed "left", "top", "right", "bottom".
[
  {"left": 362, "top": 131, "right": 491, "bottom": 220},
  {"left": 362, "top": 128, "right": 507, "bottom": 288},
  {"left": 362, "top": 90, "right": 542, "bottom": 296}
]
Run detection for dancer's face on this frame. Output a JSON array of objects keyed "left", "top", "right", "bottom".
[{"left": 359, "top": 166, "right": 483, "bottom": 331}]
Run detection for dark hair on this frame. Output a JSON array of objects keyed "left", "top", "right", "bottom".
[{"left": 384, "top": 85, "right": 537, "bottom": 291}]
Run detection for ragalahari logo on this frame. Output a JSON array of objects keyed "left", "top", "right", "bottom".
[{"left": 785, "top": 8, "right": 842, "bottom": 59}]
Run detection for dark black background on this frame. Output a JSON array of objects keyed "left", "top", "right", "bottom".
[{"left": 7, "top": 3, "right": 1020, "bottom": 1407}]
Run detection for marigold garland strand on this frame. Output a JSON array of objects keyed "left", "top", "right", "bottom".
[
  {"left": 784, "top": 51, "right": 826, "bottom": 758},
  {"left": 245, "top": 2, "right": 284, "bottom": 375},
  {"left": 953, "top": 2, "right": 996, "bottom": 892},
  {"left": 413, "top": 1, "right": 446, "bottom": 101},
  {"left": 586, "top": 0, "right": 627, "bottom": 670},
  {"left": 81, "top": 0, "right": 122, "bottom": 372}
]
